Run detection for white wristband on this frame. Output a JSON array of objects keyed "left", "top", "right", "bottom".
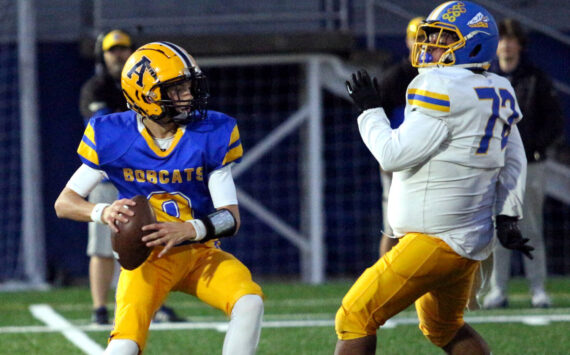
[
  {"left": 90, "top": 203, "right": 110, "bottom": 224},
  {"left": 186, "top": 219, "right": 207, "bottom": 241}
]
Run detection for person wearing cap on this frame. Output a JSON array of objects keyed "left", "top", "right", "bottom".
[
  {"left": 482, "top": 18, "right": 563, "bottom": 309},
  {"left": 80, "top": 29, "right": 133, "bottom": 120},
  {"left": 79, "top": 29, "right": 183, "bottom": 324},
  {"left": 375, "top": 16, "right": 424, "bottom": 257}
]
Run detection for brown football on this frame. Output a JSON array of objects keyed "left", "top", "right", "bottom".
[{"left": 111, "top": 195, "right": 156, "bottom": 270}]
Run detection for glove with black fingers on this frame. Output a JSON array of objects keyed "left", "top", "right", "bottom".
[
  {"left": 495, "top": 215, "right": 534, "bottom": 259},
  {"left": 345, "top": 70, "right": 382, "bottom": 113}
]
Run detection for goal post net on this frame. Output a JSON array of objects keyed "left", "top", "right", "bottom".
[
  {"left": 0, "top": 0, "right": 47, "bottom": 291},
  {"left": 201, "top": 54, "right": 384, "bottom": 283}
]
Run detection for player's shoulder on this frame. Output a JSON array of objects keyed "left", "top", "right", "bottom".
[
  {"left": 190, "top": 110, "right": 238, "bottom": 134},
  {"left": 189, "top": 110, "right": 243, "bottom": 168},
  {"left": 483, "top": 70, "right": 512, "bottom": 87},
  {"left": 410, "top": 67, "right": 454, "bottom": 92},
  {"left": 89, "top": 110, "right": 137, "bottom": 132},
  {"left": 88, "top": 111, "right": 139, "bottom": 157},
  {"left": 414, "top": 66, "right": 475, "bottom": 86},
  {"left": 205, "top": 110, "right": 237, "bottom": 126},
  {"left": 407, "top": 68, "right": 453, "bottom": 115},
  {"left": 79, "top": 110, "right": 138, "bottom": 167}
]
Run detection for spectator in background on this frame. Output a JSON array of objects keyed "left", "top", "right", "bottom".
[
  {"left": 483, "top": 18, "right": 563, "bottom": 309},
  {"left": 79, "top": 29, "right": 182, "bottom": 324},
  {"left": 376, "top": 16, "right": 423, "bottom": 257}
]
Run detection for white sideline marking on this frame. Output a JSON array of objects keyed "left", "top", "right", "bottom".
[
  {"left": 6, "top": 312, "right": 570, "bottom": 335},
  {"left": 29, "top": 304, "right": 104, "bottom": 354}
]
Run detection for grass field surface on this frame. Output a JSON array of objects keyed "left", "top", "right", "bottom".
[{"left": 0, "top": 277, "right": 569, "bottom": 354}]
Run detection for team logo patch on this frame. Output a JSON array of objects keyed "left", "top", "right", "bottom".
[
  {"left": 441, "top": 2, "right": 466, "bottom": 22},
  {"left": 126, "top": 56, "right": 157, "bottom": 87},
  {"left": 467, "top": 12, "right": 489, "bottom": 28}
]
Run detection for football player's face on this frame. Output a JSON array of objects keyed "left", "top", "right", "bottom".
[
  {"left": 166, "top": 81, "right": 193, "bottom": 112},
  {"left": 427, "top": 31, "right": 457, "bottom": 62}
]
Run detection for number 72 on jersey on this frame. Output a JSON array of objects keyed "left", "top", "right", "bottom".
[{"left": 475, "top": 87, "right": 520, "bottom": 154}]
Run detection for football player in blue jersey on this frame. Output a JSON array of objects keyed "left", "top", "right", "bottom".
[
  {"left": 55, "top": 41, "right": 264, "bottom": 355},
  {"left": 79, "top": 29, "right": 183, "bottom": 326},
  {"left": 335, "top": 2, "right": 532, "bottom": 354}
]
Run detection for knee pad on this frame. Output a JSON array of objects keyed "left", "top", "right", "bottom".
[
  {"left": 419, "top": 320, "right": 463, "bottom": 347},
  {"left": 232, "top": 294, "right": 264, "bottom": 318},
  {"left": 335, "top": 305, "right": 376, "bottom": 340},
  {"left": 104, "top": 339, "right": 139, "bottom": 355}
]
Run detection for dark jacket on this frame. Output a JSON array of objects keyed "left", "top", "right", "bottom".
[
  {"left": 79, "top": 73, "right": 127, "bottom": 121},
  {"left": 378, "top": 57, "right": 418, "bottom": 129},
  {"left": 490, "top": 58, "right": 563, "bottom": 163}
]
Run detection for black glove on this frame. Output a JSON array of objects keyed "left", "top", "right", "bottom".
[
  {"left": 345, "top": 70, "right": 382, "bottom": 112},
  {"left": 495, "top": 215, "right": 534, "bottom": 259}
]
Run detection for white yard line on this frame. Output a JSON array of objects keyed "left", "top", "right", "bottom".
[
  {"left": 4, "top": 308, "right": 570, "bottom": 336},
  {"left": 29, "top": 304, "right": 105, "bottom": 354}
]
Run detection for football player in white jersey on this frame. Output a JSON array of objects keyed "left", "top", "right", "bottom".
[{"left": 335, "top": 2, "right": 533, "bottom": 354}]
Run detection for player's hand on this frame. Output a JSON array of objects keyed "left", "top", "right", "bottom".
[
  {"left": 102, "top": 198, "right": 136, "bottom": 233},
  {"left": 495, "top": 215, "right": 534, "bottom": 259},
  {"left": 345, "top": 70, "right": 382, "bottom": 112},
  {"left": 142, "top": 222, "right": 197, "bottom": 258}
]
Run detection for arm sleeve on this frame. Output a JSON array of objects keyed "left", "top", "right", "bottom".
[
  {"left": 65, "top": 163, "right": 107, "bottom": 197},
  {"left": 495, "top": 125, "right": 527, "bottom": 218},
  {"left": 208, "top": 164, "right": 238, "bottom": 208},
  {"left": 357, "top": 107, "right": 449, "bottom": 172}
]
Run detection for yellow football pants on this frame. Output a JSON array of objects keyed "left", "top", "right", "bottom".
[
  {"left": 335, "top": 232, "right": 479, "bottom": 347},
  {"left": 109, "top": 243, "right": 263, "bottom": 352}
]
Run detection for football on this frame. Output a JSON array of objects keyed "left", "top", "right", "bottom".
[{"left": 111, "top": 195, "right": 156, "bottom": 270}]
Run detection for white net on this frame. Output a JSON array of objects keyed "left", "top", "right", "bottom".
[
  {"left": 0, "top": 0, "right": 24, "bottom": 284},
  {"left": 201, "top": 55, "right": 384, "bottom": 280},
  {"left": 0, "top": 0, "right": 46, "bottom": 290}
]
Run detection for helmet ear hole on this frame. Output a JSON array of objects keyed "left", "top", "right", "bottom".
[{"left": 470, "top": 44, "right": 482, "bottom": 58}]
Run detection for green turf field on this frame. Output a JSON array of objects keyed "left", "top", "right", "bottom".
[{"left": 0, "top": 277, "right": 569, "bottom": 354}]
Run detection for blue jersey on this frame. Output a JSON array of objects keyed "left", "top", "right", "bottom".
[{"left": 77, "top": 110, "right": 242, "bottom": 223}]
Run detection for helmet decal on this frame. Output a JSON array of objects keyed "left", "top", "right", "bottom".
[
  {"left": 126, "top": 56, "right": 156, "bottom": 87},
  {"left": 467, "top": 12, "right": 490, "bottom": 28},
  {"left": 440, "top": 2, "right": 467, "bottom": 22}
]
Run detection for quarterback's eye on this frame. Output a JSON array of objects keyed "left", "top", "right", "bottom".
[{"left": 166, "top": 81, "right": 192, "bottom": 99}]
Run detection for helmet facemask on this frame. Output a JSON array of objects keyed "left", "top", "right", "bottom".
[
  {"left": 412, "top": 23, "right": 464, "bottom": 68},
  {"left": 149, "top": 68, "right": 209, "bottom": 125}
]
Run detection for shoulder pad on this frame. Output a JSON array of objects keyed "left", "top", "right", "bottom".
[
  {"left": 191, "top": 111, "right": 243, "bottom": 170},
  {"left": 77, "top": 111, "right": 138, "bottom": 168},
  {"left": 407, "top": 69, "right": 451, "bottom": 118}
]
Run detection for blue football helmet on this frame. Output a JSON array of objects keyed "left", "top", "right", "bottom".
[{"left": 411, "top": 1, "right": 498, "bottom": 69}]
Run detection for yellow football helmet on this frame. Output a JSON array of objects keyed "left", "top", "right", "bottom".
[
  {"left": 121, "top": 41, "right": 208, "bottom": 124},
  {"left": 406, "top": 16, "right": 425, "bottom": 42}
]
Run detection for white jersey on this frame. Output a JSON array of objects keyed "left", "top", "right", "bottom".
[{"left": 358, "top": 66, "right": 526, "bottom": 260}]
